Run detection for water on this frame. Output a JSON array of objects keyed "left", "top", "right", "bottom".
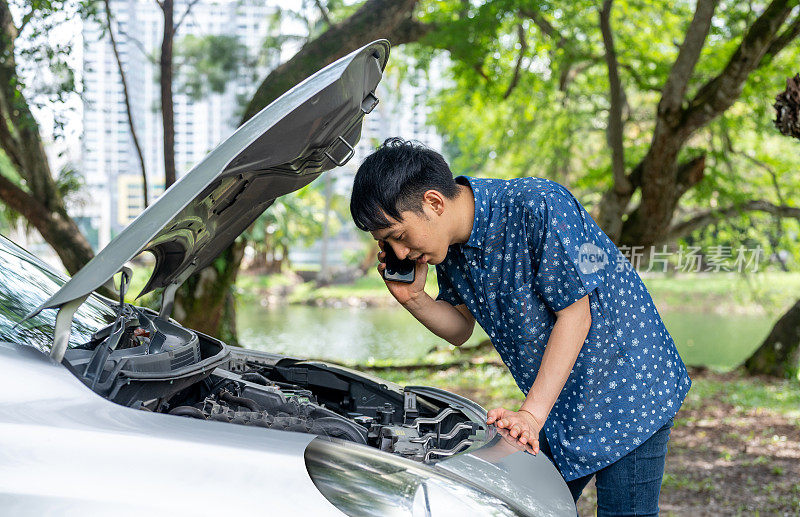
[
  {"left": 238, "top": 303, "right": 774, "bottom": 370},
  {"left": 238, "top": 303, "right": 489, "bottom": 362}
]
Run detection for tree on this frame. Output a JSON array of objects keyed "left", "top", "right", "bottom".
[
  {"left": 166, "top": 0, "right": 800, "bottom": 344},
  {"left": 244, "top": 184, "right": 335, "bottom": 274},
  {"left": 0, "top": 1, "right": 94, "bottom": 274},
  {"left": 242, "top": 0, "right": 429, "bottom": 121},
  {"left": 421, "top": 0, "right": 800, "bottom": 250},
  {"left": 158, "top": 0, "right": 176, "bottom": 188},
  {"left": 4, "top": 0, "right": 798, "bottom": 350},
  {"left": 745, "top": 74, "right": 800, "bottom": 378}
]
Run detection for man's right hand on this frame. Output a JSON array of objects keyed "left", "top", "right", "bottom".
[
  {"left": 376, "top": 240, "right": 475, "bottom": 347},
  {"left": 376, "top": 240, "right": 428, "bottom": 306}
]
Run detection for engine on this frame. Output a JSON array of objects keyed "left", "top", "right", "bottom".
[
  {"left": 155, "top": 352, "right": 488, "bottom": 463},
  {"left": 61, "top": 305, "right": 489, "bottom": 464}
]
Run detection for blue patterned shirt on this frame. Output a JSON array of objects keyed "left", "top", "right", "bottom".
[{"left": 435, "top": 175, "right": 691, "bottom": 481}]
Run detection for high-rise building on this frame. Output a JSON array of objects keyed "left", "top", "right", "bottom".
[{"left": 78, "top": 0, "right": 275, "bottom": 248}]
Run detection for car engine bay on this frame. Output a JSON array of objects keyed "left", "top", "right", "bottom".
[{"left": 62, "top": 301, "right": 489, "bottom": 464}]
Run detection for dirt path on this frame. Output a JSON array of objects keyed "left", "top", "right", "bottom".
[{"left": 575, "top": 371, "right": 800, "bottom": 516}]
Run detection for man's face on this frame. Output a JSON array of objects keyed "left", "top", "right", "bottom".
[{"left": 370, "top": 205, "right": 450, "bottom": 265}]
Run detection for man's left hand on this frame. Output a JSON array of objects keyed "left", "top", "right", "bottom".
[{"left": 486, "top": 407, "right": 542, "bottom": 454}]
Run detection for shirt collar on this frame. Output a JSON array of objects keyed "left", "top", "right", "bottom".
[{"left": 455, "top": 175, "right": 491, "bottom": 249}]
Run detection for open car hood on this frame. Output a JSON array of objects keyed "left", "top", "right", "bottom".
[{"left": 30, "top": 40, "right": 389, "bottom": 318}]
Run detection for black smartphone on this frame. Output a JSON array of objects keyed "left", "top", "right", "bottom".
[{"left": 382, "top": 243, "right": 416, "bottom": 283}]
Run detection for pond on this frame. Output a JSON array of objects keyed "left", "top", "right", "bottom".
[{"left": 237, "top": 303, "right": 775, "bottom": 371}]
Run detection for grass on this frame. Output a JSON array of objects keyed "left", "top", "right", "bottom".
[
  {"left": 640, "top": 272, "right": 800, "bottom": 314},
  {"left": 237, "top": 272, "right": 297, "bottom": 292},
  {"left": 678, "top": 371, "right": 800, "bottom": 422}
]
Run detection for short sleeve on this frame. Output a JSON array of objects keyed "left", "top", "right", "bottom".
[
  {"left": 435, "top": 263, "right": 464, "bottom": 306},
  {"left": 529, "top": 188, "right": 603, "bottom": 312}
]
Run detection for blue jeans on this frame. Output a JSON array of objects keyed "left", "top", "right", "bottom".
[{"left": 540, "top": 417, "right": 674, "bottom": 516}]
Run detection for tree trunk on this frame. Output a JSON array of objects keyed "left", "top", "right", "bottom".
[
  {"left": 0, "top": 2, "right": 95, "bottom": 274},
  {"left": 159, "top": 0, "right": 176, "bottom": 188},
  {"left": 744, "top": 300, "right": 800, "bottom": 377},
  {"left": 595, "top": 0, "right": 796, "bottom": 246},
  {"left": 744, "top": 74, "right": 800, "bottom": 377}
]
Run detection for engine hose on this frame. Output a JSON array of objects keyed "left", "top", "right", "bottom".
[
  {"left": 241, "top": 372, "right": 269, "bottom": 385},
  {"left": 219, "top": 390, "right": 261, "bottom": 412},
  {"left": 169, "top": 406, "right": 206, "bottom": 419}
]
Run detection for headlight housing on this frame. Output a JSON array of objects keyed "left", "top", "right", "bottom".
[{"left": 304, "top": 437, "right": 524, "bottom": 516}]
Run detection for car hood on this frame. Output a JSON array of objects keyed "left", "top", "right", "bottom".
[{"left": 30, "top": 40, "right": 389, "bottom": 317}]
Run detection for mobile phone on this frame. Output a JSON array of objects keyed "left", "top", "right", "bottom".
[{"left": 382, "top": 243, "right": 416, "bottom": 283}]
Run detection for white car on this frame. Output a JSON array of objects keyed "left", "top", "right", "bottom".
[{"left": 0, "top": 40, "right": 575, "bottom": 516}]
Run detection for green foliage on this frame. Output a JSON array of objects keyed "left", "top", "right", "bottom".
[
  {"left": 0, "top": 152, "right": 21, "bottom": 233},
  {"left": 411, "top": 0, "right": 800, "bottom": 267},
  {"left": 244, "top": 178, "right": 343, "bottom": 270},
  {"left": 174, "top": 34, "right": 251, "bottom": 100},
  {"left": 55, "top": 164, "right": 83, "bottom": 199}
]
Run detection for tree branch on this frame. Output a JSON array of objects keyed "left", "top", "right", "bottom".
[
  {"left": 682, "top": 0, "right": 795, "bottom": 134},
  {"left": 503, "top": 24, "right": 527, "bottom": 99},
  {"left": 116, "top": 28, "right": 158, "bottom": 64},
  {"left": 665, "top": 199, "right": 800, "bottom": 241},
  {"left": 618, "top": 62, "right": 663, "bottom": 92},
  {"left": 173, "top": 0, "right": 201, "bottom": 36},
  {"left": 657, "top": 0, "right": 719, "bottom": 125},
  {"left": 520, "top": 8, "right": 601, "bottom": 94},
  {"left": 103, "top": 0, "right": 149, "bottom": 208},
  {"left": 599, "top": 0, "right": 631, "bottom": 194},
  {"left": 313, "top": 0, "right": 332, "bottom": 26},
  {"left": 760, "top": 9, "right": 800, "bottom": 65},
  {"left": 392, "top": 17, "right": 435, "bottom": 45},
  {"left": 520, "top": 8, "right": 566, "bottom": 49},
  {"left": 472, "top": 62, "right": 490, "bottom": 82},
  {"left": 243, "top": 0, "right": 423, "bottom": 123},
  {"left": 674, "top": 154, "right": 706, "bottom": 199},
  {"left": 0, "top": 171, "right": 48, "bottom": 227}
]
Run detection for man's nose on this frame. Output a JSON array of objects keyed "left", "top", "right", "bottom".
[{"left": 391, "top": 242, "right": 410, "bottom": 260}]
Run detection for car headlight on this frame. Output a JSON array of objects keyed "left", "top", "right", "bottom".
[{"left": 305, "top": 437, "right": 523, "bottom": 516}]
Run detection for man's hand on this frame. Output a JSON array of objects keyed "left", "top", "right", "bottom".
[
  {"left": 376, "top": 240, "right": 428, "bottom": 305},
  {"left": 486, "top": 407, "right": 543, "bottom": 454}
]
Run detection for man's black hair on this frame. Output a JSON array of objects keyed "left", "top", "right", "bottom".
[{"left": 350, "top": 137, "right": 459, "bottom": 232}]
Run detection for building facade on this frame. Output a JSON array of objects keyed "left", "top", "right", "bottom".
[{"left": 78, "top": 0, "right": 274, "bottom": 248}]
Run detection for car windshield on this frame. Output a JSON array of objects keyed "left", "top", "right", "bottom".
[{"left": 0, "top": 237, "right": 117, "bottom": 354}]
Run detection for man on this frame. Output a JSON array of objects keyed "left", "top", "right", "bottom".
[{"left": 349, "top": 137, "right": 691, "bottom": 515}]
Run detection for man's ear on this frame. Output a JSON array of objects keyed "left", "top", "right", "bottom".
[{"left": 423, "top": 189, "right": 446, "bottom": 215}]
